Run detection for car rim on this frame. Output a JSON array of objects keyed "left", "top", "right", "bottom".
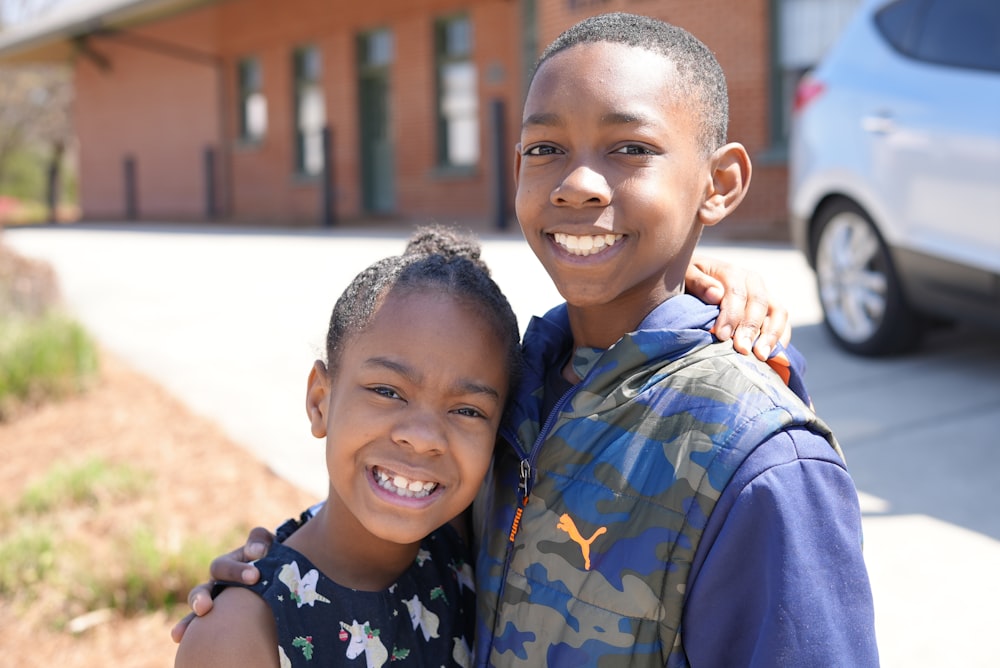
[{"left": 816, "top": 212, "right": 889, "bottom": 344}]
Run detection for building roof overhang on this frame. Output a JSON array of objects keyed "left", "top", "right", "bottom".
[{"left": 0, "top": 0, "right": 221, "bottom": 64}]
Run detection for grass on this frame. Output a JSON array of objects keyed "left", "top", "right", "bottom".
[
  {"left": 0, "top": 240, "right": 200, "bottom": 626},
  {"left": 18, "top": 456, "right": 149, "bottom": 515},
  {"left": 0, "top": 311, "right": 98, "bottom": 421},
  {"left": 0, "top": 239, "right": 97, "bottom": 420},
  {"left": 0, "top": 523, "right": 55, "bottom": 595},
  {"left": 0, "top": 456, "right": 247, "bottom": 627},
  {"left": 106, "top": 527, "right": 237, "bottom": 614}
]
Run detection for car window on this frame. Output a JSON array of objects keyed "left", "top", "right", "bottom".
[
  {"left": 874, "top": 0, "right": 926, "bottom": 54},
  {"left": 914, "top": 0, "right": 1000, "bottom": 72}
]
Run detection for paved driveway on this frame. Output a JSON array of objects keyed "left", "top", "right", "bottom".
[{"left": 6, "top": 223, "right": 999, "bottom": 667}]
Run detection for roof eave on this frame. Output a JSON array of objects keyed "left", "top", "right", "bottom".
[{"left": 0, "top": 0, "right": 222, "bottom": 64}]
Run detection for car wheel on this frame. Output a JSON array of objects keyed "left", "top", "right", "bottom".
[{"left": 811, "top": 200, "right": 923, "bottom": 355}]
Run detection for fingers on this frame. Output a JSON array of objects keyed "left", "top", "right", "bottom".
[
  {"left": 206, "top": 527, "right": 273, "bottom": 585},
  {"left": 189, "top": 582, "right": 216, "bottom": 616},
  {"left": 209, "top": 549, "right": 261, "bottom": 586},
  {"left": 170, "top": 612, "right": 195, "bottom": 644},
  {"left": 171, "top": 527, "right": 276, "bottom": 645},
  {"left": 752, "top": 305, "right": 792, "bottom": 360},
  {"left": 688, "top": 254, "right": 792, "bottom": 362},
  {"left": 245, "top": 526, "right": 273, "bottom": 560},
  {"left": 684, "top": 256, "right": 727, "bottom": 308}
]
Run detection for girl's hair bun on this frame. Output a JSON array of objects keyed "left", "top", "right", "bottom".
[{"left": 404, "top": 225, "right": 482, "bottom": 264}]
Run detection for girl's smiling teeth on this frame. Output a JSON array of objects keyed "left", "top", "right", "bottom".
[
  {"left": 553, "top": 232, "right": 624, "bottom": 256},
  {"left": 373, "top": 466, "right": 439, "bottom": 499}
]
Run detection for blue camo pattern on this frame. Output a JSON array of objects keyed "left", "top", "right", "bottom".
[{"left": 473, "top": 297, "right": 840, "bottom": 667}]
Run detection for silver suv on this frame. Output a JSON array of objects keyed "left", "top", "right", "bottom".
[{"left": 788, "top": 0, "right": 1000, "bottom": 355}]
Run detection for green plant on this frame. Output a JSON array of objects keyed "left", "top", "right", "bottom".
[
  {"left": 18, "top": 456, "right": 149, "bottom": 515},
  {"left": 0, "top": 312, "right": 98, "bottom": 419},
  {"left": 89, "top": 525, "right": 248, "bottom": 615},
  {"left": 0, "top": 523, "right": 55, "bottom": 596},
  {"left": 2, "top": 454, "right": 245, "bottom": 623}
]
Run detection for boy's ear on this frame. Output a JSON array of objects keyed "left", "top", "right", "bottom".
[
  {"left": 698, "top": 142, "right": 752, "bottom": 227},
  {"left": 306, "top": 360, "right": 330, "bottom": 439}
]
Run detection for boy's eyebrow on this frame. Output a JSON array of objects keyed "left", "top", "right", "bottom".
[
  {"left": 365, "top": 357, "right": 502, "bottom": 400},
  {"left": 522, "top": 110, "right": 657, "bottom": 130},
  {"left": 522, "top": 112, "right": 562, "bottom": 129},
  {"left": 600, "top": 111, "right": 657, "bottom": 126}
]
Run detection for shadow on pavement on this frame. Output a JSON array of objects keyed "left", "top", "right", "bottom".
[{"left": 793, "top": 321, "right": 1000, "bottom": 540}]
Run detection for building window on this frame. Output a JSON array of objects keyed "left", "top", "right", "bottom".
[
  {"left": 238, "top": 57, "right": 266, "bottom": 143},
  {"left": 435, "top": 15, "right": 479, "bottom": 168},
  {"left": 293, "top": 45, "right": 325, "bottom": 175},
  {"left": 774, "top": 0, "right": 861, "bottom": 148}
]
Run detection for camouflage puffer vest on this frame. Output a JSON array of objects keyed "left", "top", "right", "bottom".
[{"left": 473, "top": 299, "right": 839, "bottom": 667}]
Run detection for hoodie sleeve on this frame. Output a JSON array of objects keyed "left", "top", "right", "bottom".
[{"left": 682, "top": 426, "right": 880, "bottom": 667}]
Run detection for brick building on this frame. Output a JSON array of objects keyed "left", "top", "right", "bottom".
[{"left": 0, "top": 0, "right": 859, "bottom": 232}]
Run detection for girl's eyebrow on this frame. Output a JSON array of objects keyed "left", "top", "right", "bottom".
[{"left": 364, "top": 357, "right": 502, "bottom": 400}]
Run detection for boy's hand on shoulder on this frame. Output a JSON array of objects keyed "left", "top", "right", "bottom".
[
  {"left": 686, "top": 255, "right": 791, "bottom": 361},
  {"left": 170, "top": 527, "right": 274, "bottom": 644}
]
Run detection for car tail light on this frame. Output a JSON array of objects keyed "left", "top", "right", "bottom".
[{"left": 793, "top": 76, "right": 826, "bottom": 113}]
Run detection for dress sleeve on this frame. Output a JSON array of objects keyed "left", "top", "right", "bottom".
[{"left": 683, "top": 427, "right": 880, "bottom": 667}]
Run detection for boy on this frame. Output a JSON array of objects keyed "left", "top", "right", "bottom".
[
  {"left": 180, "top": 13, "right": 878, "bottom": 667},
  {"left": 472, "top": 13, "right": 877, "bottom": 666}
]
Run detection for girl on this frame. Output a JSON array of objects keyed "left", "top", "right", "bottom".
[{"left": 174, "top": 226, "right": 522, "bottom": 668}]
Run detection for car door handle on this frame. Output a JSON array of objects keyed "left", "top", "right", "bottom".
[{"left": 862, "top": 112, "right": 895, "bottom": 134}]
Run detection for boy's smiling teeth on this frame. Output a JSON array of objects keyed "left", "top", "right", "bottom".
[
  {"left": 373, "top": 466, "right": 438, "bottom": 498},
  {"left": 553, "top": 232, "right": 623, "bottom": 257}
]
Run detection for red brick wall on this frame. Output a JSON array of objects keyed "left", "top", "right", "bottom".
[
  {"left": 69, "top": 0, "right": 785, "bottom": 230},
  {"left": 73, "top": 9, "right": 221, "bottom": 220},
  {"left": 212, "top": 0, "right": 523, "bottom": 225}
]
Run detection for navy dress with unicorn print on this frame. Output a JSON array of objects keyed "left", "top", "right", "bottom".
[{"left": 215, "top": 517, "right": 476, "bottom": 667}]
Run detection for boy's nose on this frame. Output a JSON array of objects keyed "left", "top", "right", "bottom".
[
  {"left": 390, "top": 409, "right": 447, "bottom": 455},
  {"left": 551, "top": 164, "right": 611, "bottom": 207}
]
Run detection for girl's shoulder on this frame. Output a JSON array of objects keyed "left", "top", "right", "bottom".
[{"left": 175, "top": 585, "right": 277, "bottom": 668}]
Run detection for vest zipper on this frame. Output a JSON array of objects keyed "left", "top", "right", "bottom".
[
  {"left": 505, "top": 386, "right": 575, "bottom": 543},
  {"left": 487, "top": 373, "right": 580, "bottom": 664}
]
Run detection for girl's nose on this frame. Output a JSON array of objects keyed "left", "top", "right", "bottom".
[
  {"left": 390, "top": 409, "right": 446, "bottom": 455},
  {"left": 551, "top": 163, "right": 611, "bottom": 207}
]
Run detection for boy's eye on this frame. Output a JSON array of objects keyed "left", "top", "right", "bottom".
[
  {"left": 524, "top": 144, "right": 561, "bottom": 156},
  {"left": 613, "top": 144, "right": 655, "bottom": 156}
]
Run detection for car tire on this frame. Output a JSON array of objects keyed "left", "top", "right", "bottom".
[{"left": 811, "top": 199, "right": 923, "bottom": 356}]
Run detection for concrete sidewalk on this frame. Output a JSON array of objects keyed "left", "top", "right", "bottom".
[{"left": 6, "top": 223, "right": 1000, "bottom": 667}]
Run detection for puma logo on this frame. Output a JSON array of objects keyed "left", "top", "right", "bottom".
[{"left": 556, "top": 513, "right": 607, "bottom": 571}]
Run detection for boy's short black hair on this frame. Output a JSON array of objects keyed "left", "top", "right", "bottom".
[{"left": 533, "top": 12, "right": 729, "bottom": 155}]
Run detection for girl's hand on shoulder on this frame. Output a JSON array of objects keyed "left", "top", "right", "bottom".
[{"left": 686, "top": 254, "right": 791, "bottom": 360}]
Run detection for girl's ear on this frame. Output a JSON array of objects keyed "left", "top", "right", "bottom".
[
  {"left": 305, "top": 360, "right": 330, "bottom": 438},
  {"left": 512, "top": 143, "right": 523, "bottom": 190},
  {"left": 698, "top": 142, "right": 752, "bottom": 227}
]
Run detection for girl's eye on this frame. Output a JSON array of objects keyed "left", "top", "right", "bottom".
[
  {"left": 454, "top": 406, "right": 487, "bottom": 419},
  {"left": 370, "top": 386, "right": 401, "bottom": 400},
  {"left": 524, "top": 144, "right": 560, "bottom": 156}
]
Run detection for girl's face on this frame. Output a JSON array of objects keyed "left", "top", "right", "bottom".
[{"left": 308, "top": 289, "right": 509, "bottom": 547}]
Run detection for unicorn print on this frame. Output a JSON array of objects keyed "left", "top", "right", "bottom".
[
  {"left": 277, "top": 561, "right": 331, "bottom": 608},
  {"left": 339, "top": 620, "right": 388, "bottom": 668},
  {"left": 402, "top": 594, "right": 440, "bottom": 641}
]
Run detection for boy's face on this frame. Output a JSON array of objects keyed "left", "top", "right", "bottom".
[
  {"left": 515, "top": 42, "right": 716, "bottom": 336},
  {"left": 307, "top": 290, "right": 508, "bottom": 548}
]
